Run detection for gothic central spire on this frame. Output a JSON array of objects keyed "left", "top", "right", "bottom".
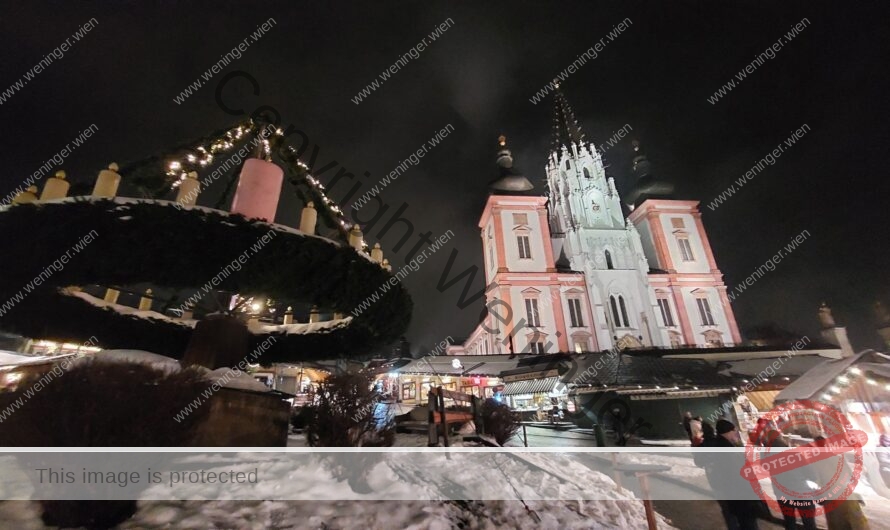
[{"left": 551, "top": 83, "right": 587, "bottom": 153}]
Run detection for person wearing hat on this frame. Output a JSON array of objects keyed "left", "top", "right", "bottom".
[
  {"left": 695, "top": 421, "right": 740, "bottom": 529},
  {"left": 713, "top": 419, "right": 761, "bottom": 530}
]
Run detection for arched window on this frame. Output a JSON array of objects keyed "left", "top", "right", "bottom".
[
  {"left": 610, "top": 296, "right": 621, "bottom": 327},
  {"left": 610, "top": 294, "right": 630, "bottom": 328},
  {"left": 583, "top": 167, "right": 591, "bottom": 179},
  {"left": 605, "top": 250, "right": 614, "bottom": 269},
  {"left": 565, "top": 159, "right": 571, "bottom": 170},
  {"left": 619, "top": 297, "right": 630, "bottom": 327}
]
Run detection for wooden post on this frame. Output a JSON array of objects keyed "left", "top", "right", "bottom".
[
  {"left": 438, "top": 386, "right": 449, "bottom": 447},
  {"left": 638, "top": 473, "right": 658, "bottom": 530},
  {"left": 612, "top": 453, "right": 622, "bottom": 491},
  {"left": 523, "top": 424, "right": 528, "bottom": 447},
  {"left": 428, "top": 387, "right": 438, "bottom": 446}
]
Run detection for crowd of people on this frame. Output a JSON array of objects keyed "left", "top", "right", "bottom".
[{"left": 685, "top": 411, "right": 871, "bottom": 530}]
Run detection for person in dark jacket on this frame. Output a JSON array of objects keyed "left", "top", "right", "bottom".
[
  {"left": 683, "top": 411, "right": 693, "bottom": 440},
  {"left": 610, "top": 407, "right": 626, "bottom": 445},
  {"left": 695, "top": 420, "right": 759, "bottom": 529},
  {"left": 695, "top": 422, "right": 740, "bottom": 530}
]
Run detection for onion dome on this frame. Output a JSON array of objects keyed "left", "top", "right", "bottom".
[
  {"left": 488, "top": 135, "right": 534, "bottom": 193},
  {"left": 624, "top": 140, "right": 675, "bottom": 208}
]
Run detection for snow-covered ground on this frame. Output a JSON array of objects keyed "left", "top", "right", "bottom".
[{"left": 0, "top": 433, "right": 675, "bottom": 529}]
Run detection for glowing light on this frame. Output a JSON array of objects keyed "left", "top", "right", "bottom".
[
  {"left": 849, "top": 367, "right": 862, "bottom": 375},
  {"left": 829, "top": 386, "right": 841, "bottom": 394},
  {"left": 250, "top": 303, "right": 262, "bottom": 312},
  {"left": 837, "top": 375, "right": 849, "bottom": 384},
  {"left": 168, "top": 161, "right": 181, "bottom": 170},
  {"left": 866, "top": 379, "right": 877, "bottom": 386}
]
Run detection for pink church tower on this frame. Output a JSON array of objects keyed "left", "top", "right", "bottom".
[{"left": 626, "top": 142, "right": 742, "bottom": 347}]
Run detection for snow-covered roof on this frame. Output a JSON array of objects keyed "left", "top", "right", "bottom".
[
  {"left": 0, "top": 350, "right": 76, "bottom": 368},
  {"left": 776, "top": 350, "right": 889, "bottom": 402},
  {"left": 719, "top": 355, "right": 827, "bottom": 378}
]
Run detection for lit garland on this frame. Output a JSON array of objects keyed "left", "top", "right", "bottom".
[
  {"left": 166, "top": 122, "right": 255, "bottom": 188},
  {"left": 278, "top": 142, "right": 370, "bottom": 251},
  {"left": 154, "top": 119, "right": 368, "bottom": 251}
]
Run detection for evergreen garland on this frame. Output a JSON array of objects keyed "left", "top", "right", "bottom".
[{"left": 0, "top": 200, "right": 412, "bottom": 362}]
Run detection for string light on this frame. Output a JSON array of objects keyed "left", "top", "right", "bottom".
[
  {"left": 166, "top": 122, "right": 254, "bottom": 187},
  {"left": 162, "top": 121, "right": 374, "bottom": 256}
]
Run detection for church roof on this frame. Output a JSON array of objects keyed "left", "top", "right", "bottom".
[
  {"left": 624, "top": 140, "right": 675, "bottom": 207},
  {"left": 487, "top": 136, "right": 536, "bottom": 195}
]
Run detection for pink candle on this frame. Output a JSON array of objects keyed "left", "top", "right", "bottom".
[{"left": 230, "top": 158, "right": 283, "bottom": 222}]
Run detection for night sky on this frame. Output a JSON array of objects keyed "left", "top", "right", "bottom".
[{"left": 2, "top": 2, "right": 889, "bottom": 354}]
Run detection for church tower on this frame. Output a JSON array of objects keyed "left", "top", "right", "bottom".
[
  {"left": 545, "top": 86, "right": 661, "bottom": 350},
  {"left": 454, "top": 84, "right": 741, "bottom": 356}
]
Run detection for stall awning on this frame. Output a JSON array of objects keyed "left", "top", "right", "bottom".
[
  {"left": 502, "top": 377, "right": 562, "bottom": 396},
  {"left": 775, "top": 350, "right": 889, "bottom": 402}
]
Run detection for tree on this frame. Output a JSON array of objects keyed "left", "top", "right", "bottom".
[
  {"left": 480, "top": 398, "right": 520, "bottom": 446},
  {"left": 304, "top": 371, "right": 394, "bottom": 447}
]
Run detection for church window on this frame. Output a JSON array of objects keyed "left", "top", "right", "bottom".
[
  {"left": 669, "top": 331, "right": 683, "bottom": 348},
  {"left": 525, "top": 298, "right": 541, "bottom": 327},
  {"left": 583, "top": 167, "right": 591, "bottom": 179},
  {"left": 565, "top": 159, "right": 571, "bottom": 170},
  {"left": 610, "top": 295, "right": 630, "bottom": 328},
  {"left": 704, "top": 330, "right": 723, "bottom": 347},
  {"left": 696, "top": 297, "right": 716, "bottom": 326},
  {"left": 657, "top": 297, "right": 675, "bottom": 327},
  {"left": 517, "top": 235, "right": 532, "bottom": 259},
  {"left": 572, "top": 334, "right": 590, "bottom": 353},
  {"left": 605, "top": 250, "right": 614, "bottom": 269},
  {"left": 568, "top": 298, "right": 584, "bottom": 327},
  {"left": 619, "top": 297, "right": 630, "bottom": 327},
  {"left": 677, "top": 236, "right": 695, "bottom": 262}
]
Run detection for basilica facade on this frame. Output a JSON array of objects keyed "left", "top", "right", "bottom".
[{"left": 454, "top": 89, "right": 741, "bottom": 356}]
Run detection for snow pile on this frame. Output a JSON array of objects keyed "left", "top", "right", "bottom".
[
  {"left": 65, "top": 289, "right": 354, "bottom": 336},
  {"left": 85, "top": 349, "right": 181, "bottom": 373},
  {"left": 63, "top": 288, "right": 196, "bottom": 329},
  {"left": 109, "top": 448, "right": 674, "bottom": 529},
  {"left": 248, "top": 316, "right": 353, "bottom": 336},
  {"left": 204, "top": 367, "right": 272, "bottom": 392},
  {"left": 120, "top": 498, "right": 667, "bottom": 530}
]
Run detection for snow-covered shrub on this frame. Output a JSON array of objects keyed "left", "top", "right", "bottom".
[
  {"left": 480, "top": 398, "right": 520, "bottom": 446},
  {"left": 304, "top": 371, "right": 394, "bottom": 447},
  {"left": 0, "top": 360, "right": 212, "bottom": 528}
]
